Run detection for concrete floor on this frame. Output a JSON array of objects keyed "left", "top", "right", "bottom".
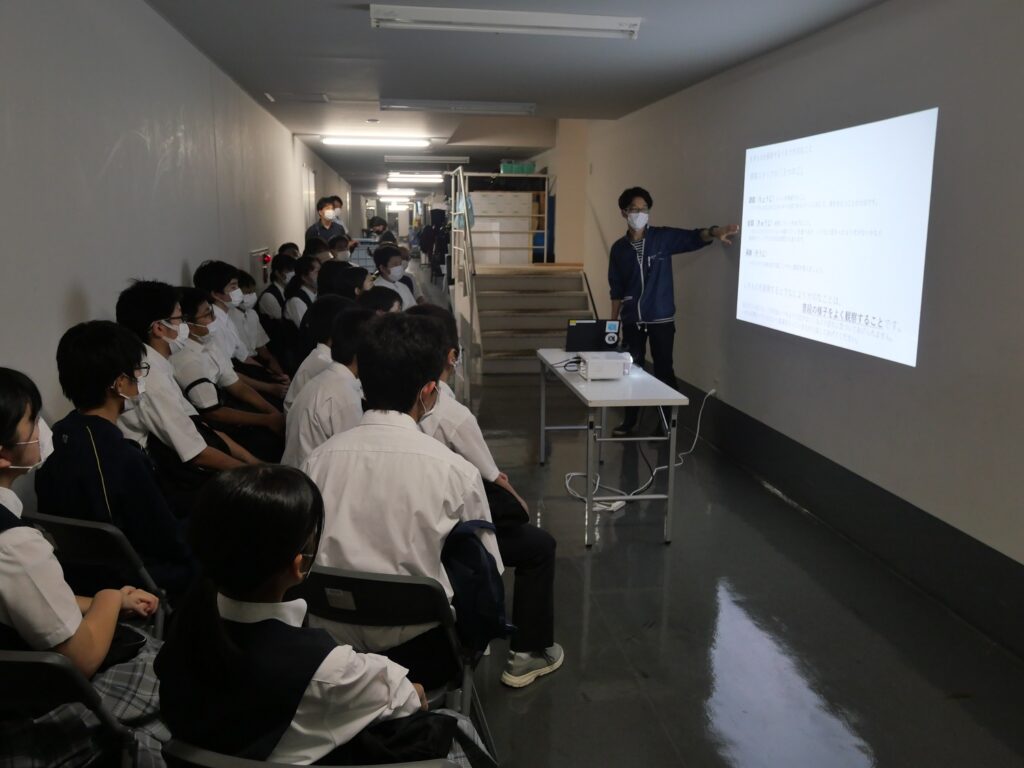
[{"left": 465, "top": 377, "right": 1024, "bottom": 768}]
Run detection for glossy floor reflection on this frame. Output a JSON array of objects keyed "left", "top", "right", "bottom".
[{"left": 467, "top": 378, "right": 1024, "bottom": 768}]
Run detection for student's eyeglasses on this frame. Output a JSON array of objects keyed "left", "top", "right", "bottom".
[
  {"left": 190, "top": 309, "right": 215, "bottom": 323},
  {"left": 624, "top": 206, "right": 649, "bottom": 214},
  {"left": 133, "top": 363, "right": 151, "bottom": 379}
]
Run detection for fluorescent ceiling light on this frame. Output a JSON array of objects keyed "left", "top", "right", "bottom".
[
  {"left": 380, "top": 98, "right": 535, "bottom": 116},
  {"left": 380, "top": 197, "right": 411, "bottom": 204},
  {"left": 370, "top": 5, "right": 642, "bottom": 39},
  {"left": 321, "top": 136, "right": 430, "bottom": 147},
  {"left": 385, "top": 154, "right": 469, "bottom": 164},
  {"left": 388, "top": 173, "right": 444, "bottom": 184},
  {"left": 388, "top": 205, "right": 411, "bottom": 211},
  {"left": 378, "top": 187, "right": 416, "bottom": 196}
]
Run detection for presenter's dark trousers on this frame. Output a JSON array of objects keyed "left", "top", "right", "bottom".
[
  {"left": 622, "top": 321, "right": 676, "bottom": 428},
  {"left": 496, "top": 523, "right": 556, "bottom": 654}
]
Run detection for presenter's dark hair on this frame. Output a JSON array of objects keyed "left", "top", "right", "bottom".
[
  {"left": 617, "top": 186, "right": 653, "bottom": 211},
  {"left": 170, "top": 465, "right": 325, "bottom": 678},
  {"left": 116, "top": 280, "right": 179, "bottom": 343},
  {"left": 193, "top": 260, "right": 239, "bottom": 297},
  {"left": 407, "top": 304, "right": 458, "bottom": 359},
  {"left": 372, "top": 244, "right": 402, "bottom": 270},
  {"left": 0, "top": 368, "right": 41, "bottom": 447},
  {"left": 357, "top": 286, "right": 401, "bottom": 314},
  {"left": 357, "top": 313, "right": 446, "bottom": 413},
  {"left": 331, "top": 308, "right": 374, "bottom": 366},
  {"left": 316, "top": 196, "right": 334, "bottom": 213},
  {"left": 57, "top": 321, "right": 145, "bottom": 410}
]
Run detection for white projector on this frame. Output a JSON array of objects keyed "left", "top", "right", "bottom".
[{"left": 579, "top": 351, "right": 633, "bottom": 381}]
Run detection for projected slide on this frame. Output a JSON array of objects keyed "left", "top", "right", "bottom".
[{"left": 737, "top": 108, "right": 938, "bottom": 366}]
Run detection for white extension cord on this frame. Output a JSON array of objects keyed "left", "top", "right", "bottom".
[{"left": 564, "top": 388, "right": 716, "bottom": 508}]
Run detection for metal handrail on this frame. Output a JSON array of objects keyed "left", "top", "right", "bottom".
[
  {"left": 581, "top": 271, "right": 599, "bottom": 320},
  {"left": 447, "top": 167, "right": 478, "bottom": 403}
]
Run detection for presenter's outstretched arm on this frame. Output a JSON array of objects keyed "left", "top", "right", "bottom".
[{"left": 700, "top": 224, "right": 741, "bottom": 245}]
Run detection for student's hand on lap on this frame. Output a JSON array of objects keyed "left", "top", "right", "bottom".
[
  {"left": 120, "top": 586, "right": 159, "bottom": 617},
  {"left": 265, "top": 412, "right": 286, "bottom": 436},
  {"left": 273, "top": 372, "right": 290, "bottom": 385},
  {"left": 413, "top": 683, "right": 428, "bottom": 710}
]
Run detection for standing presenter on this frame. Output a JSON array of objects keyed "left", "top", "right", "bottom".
[{"left": 608, "top": 186, "right": 739, "bottom": 436}]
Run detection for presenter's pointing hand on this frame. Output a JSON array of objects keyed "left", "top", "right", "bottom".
[{"left": 718, "top": 224, "right": 740, "bottom": 245}]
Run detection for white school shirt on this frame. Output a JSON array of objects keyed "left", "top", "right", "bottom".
[
  {"left": 301, "top": 411, "right": 502, "bottom": 651},
  {"left": 282, "top": 363, "right": 363, "bottom": 468},
  {"left": 170, "top": 338, "right": 239, "bottom": 412},
  {"left": 118, "top": 345, "right": 207, "bottom": 462},
  {"left": 0, "top": 487, "right": 82, "bottom": 649},
  {"left": 258, "top": 279, "right": 288, "bottom": 320},
  {"left": 238, "top": 305, "right": 270, "bottom": 352},
  {"left": 216, "top": 595, "right": 421, "bottom": 764},
  {"left": 419, "top": 380, "right": 500, "bottom": 483},
  {"left": 373, "top": 276, "right": 416, "bottom": 310},
  {"left": 285, "top": 286, "right": 317, "bottom": 328},
  {"left": 284, "top": 343, "right": 333, "bottom": 415}
]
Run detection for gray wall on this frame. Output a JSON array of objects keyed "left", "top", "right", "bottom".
[
  {"left": 582, "top": 0, "right": 1024, "bottom": 563},
  {"left": 0, "top": 0, "right": 347, "bottom": 418}
]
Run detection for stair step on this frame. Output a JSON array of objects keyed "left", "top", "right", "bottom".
[
  {"left": 481, "top": 353, "right": 540, "bottom": 375},
  {"left": 481, "top": 330, "right": 564, "bottom": 352},
  {"left": 475, "top": 274, "right": 583, "bottom": 293},
  {"left": 478, "top": 309, "right": 591, "bottom": 331},
  {"left": 477, "top": 291, "right": 589, "bottom": 311}
]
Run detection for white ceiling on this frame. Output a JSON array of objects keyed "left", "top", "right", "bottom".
[{"left": 146, "top": 0, "right": 883, "bottom": 193}]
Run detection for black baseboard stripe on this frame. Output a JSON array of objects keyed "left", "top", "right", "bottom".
[{"left": 673, "top": 378, "right": 1024, "bottom": 661}]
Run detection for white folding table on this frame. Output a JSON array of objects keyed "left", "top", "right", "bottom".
[{"left": 537, "top": 348, "right": 689, "bottom": 547}]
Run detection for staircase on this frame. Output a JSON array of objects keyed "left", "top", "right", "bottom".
[{"left": 475, "top": 265, "right": 593, "bottom": 375}]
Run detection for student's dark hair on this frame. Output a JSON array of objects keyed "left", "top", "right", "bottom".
[
  {"left": 301, "top": 294, "right": 352, "bottom": 345},
  {"left": 270, "top": 252, "right": 296, "bottom": 278},
  {"left": 330, "top": 195, "right": 344, "bottom": 208},
  {"left": 236, "top": 270, "right": 256, "bottom": 290},
  {"left": 303, "top": 238, "right": 331, "bottom": 258},
  {"left": 357, "top": 286, "right": 401, "bottom": 314},
  {"left": 407, "top": 304, "right": 458, "bottom": 358},
  {"left": 330, "top": 308, "right": 374, "bottom": 366},
  {"left": 316, "top": 196, "right": 334, "bottom": 213},
  {"left": 357, "top": 313, "right": 445, "bottom": 412},
  {"left": 373, "top": 244, "right": 402, "bottom": 270},
  {"left": 368, "top": 216, "right": 388, "bottom": 229},
  {"left": 327, "top": 235, "right": 349, "bottom": 250},
  {"left": 172, "top": 465, "right": 325, "bottom": 678},
  {"left": 277, "top": 242, "right": 300, "bottom": 257},
  {"left": 617, "top": 186, "right": 653, "bottom": 211},
  {"left": 0, "top": 368, "right": 41, "bottom": 447},
  {"left": 193, "top": 260, "right": 239, "bottom": 298},
  {"left": 322, "top": 266, "right": 369, "bottom": 301},
  {"left": 177, "top": 286, "right": 211, "bottom": 322},
  {"left": 56, "top": 322, "right": 145, "bottom": 411},
  {"left": 285, "top": 255, "right": 320, "bottom": 296},
  {"left": 116, "top": 280, "right": 180, "bottom": 343}
]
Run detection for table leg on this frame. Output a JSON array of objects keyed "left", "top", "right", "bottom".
[
  {"left": 539, "top": 359, "right": 547, "bottom": 465},
  {"left": 585, "top": 408, "right": 595, "bottom": 548},
  {"left": 664, "top": 405, "right": 678, "bottom": 544},
  {"left": 599, "top": 407, "right": 607, "bottom": 465}
]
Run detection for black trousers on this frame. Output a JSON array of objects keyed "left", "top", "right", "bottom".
[
  {"left": 496, "top": 523, "right": 556, "bottom": 653},
  {"left": 621, "top": 321, "right": 677, "bottom": 426}
]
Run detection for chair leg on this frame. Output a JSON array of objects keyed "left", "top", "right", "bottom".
[{"left": 471, "top": 681, "right": 499, "bottom": 764}]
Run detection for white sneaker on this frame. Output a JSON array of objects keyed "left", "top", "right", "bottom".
[{"left": 500, "top": 643, "right": 564, "bottom": 688}]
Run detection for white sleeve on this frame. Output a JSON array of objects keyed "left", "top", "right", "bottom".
[
  {"left": 0, "top": 528, "right": 82, "bottom": 650},
  {"left": 458, "top": 468, "right": 504, "bottom": 573},
  {"left": 285, "top": 298, "right": 307, "bottom": 328},
  {"left": 450, "top": 416, "right": 501, "bottom": 483},
  {"left": 172, "top": 353, "right": 220, "bottom": 412},
  {"left": 130, "top": 381, "right": 207, "bottom": 462},
  {"left": 251, "top": 316, "right": 271, "bottom": 348},
  {"left": 269, "top": 646, "right": 421, "bottom": 763},
  {"left": 259, "top": 292, "right": 282, "bottom": 320},
  {"left": 325, "top": 392, "right": 364, "bottom": 441}
]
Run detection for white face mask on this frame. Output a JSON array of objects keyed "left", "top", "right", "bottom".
[
  {"left": 118, "top": 377, "right": 146, "bottom": 412},
  {"left": 323, "top": 208, "right": 336, "bottom": 222},
  {"left": 241, "top": 293, "right": 258, "bottom": 310},
  {"left": 227, "top": 287, "right": 244, "bottom": 307},
  {"left": 198, "top": 318, "right": 222, "bottom": 344},
  {"left": 417, "top": 386, "right": 438, "bottom": 423},
  {"left": 389, "top": 265, "right": 405, "bottom": 282},
  {"left": 627, "top": 211, "right": 649, "bottom": 231},
  {"left": 335, "top": 250, "right": 351, "bottom": 262},
  {"left": 5, "top": 419, "right": 50, "bottom": 471},
  {"left": 282, "top": 271, "right": 295, "bottom": 284},
  {"left": 161, "top": 320, "right": 190, "bottom": 352}
]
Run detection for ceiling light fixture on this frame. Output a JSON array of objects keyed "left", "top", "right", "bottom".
[
  {"left": 385, "top": 154, "right": 469, "bottom": 164},
  {"left": 321, "top": 136, "right": 430, "bottom": 147},
  {"left": 378, "top": 187, "right": 416, "bottom": 196},
  {"left": 380, "top": 98, "right": 536, "bottom": 116},
  {"left": 369, "top": 5, "right": 642, "bottom": 40},
  {"left": 388, "top": 173, "right": 444, "bottom": 184}
]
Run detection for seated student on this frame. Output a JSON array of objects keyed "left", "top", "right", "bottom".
[
  {"left": 358, "top": 285, "right": 403, "bottom": 316},
  {"left": 259, "top": 252, "right": 297, "bottom": 321},
  {"left": 35, "top": 322, "right": 196, "bottom": 601},
  {"left": 236, "top": 269, "right": 277, "bottom": 365},
  {"left": 372, "top": 244, "right": 416, "bottom": 310},
  {"left": 397, "top": 246, "right": 427, "bottom": 304},
  {"left": 300, "top": 314, "right": 502, "bottom": 688},
  {"left": 155, "top": 465, "right": 437, "bottom": 763},
  {"left": 327, "top": 234, "right": 353, "bottom": 263},
  {"left": 173, "top": 288, "right": 285, "bottom": 462},
  {"left": 193, "top": 261, "right": 289, "bottom": 400},
  {"left": 409, "top": 305, "right": 562, "bottom": 687},
  {"left": 315, "top": 260, "right": 353, "bottom": 300},
  {"left": 116, "top": 281, "right": 257, "bottom": 516},
  {"left": 282, "top": 308, "right": 372, "bottom": 468},
  {"left": 283, "top": 295, "right": 351, "bottom": 414},
  {"left": 285, "top": 255, "right": 321, "bottom": 329},
  {"left": 304, "top": 237, "right": 333, "bottom": 265},
  {"left": 322, "top": 265, "right": 374, "bottom": 302},
  {"left": 0, "top": 368, "right": 166, "bottom": 763}
]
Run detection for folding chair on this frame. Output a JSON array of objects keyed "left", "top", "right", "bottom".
[
  {"left": 291, "top": 567, "right": 498, "bottom": 762},
  {"left": 0, "top": 650, "right": 135, "bottom": 768},
  {"left": 163, "top": 740, "right": 459, "bottom": 767},
  {"left": 24, "top": 512, "right": 167, "bottom": 639}
]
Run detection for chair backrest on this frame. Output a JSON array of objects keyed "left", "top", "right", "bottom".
[
  {"left": 292, "top": 566, "right": 455, "bottom": 630},
  {"left": 0, "top": 650, "right": 129, "bottom": 736},
  {"left": 164, "top": 738, "right": 459, "bottom": 768},
  {"left": 25, "top": 511, "right": 166, "bottom": 637}
]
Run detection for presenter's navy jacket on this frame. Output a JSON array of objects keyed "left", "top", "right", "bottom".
[{"left": 608, "top": 226, "right": 710, "bottom": 325}]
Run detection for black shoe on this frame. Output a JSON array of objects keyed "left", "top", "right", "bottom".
[{"left": 612, "top": 422, "right": 636, "bottom": 437}]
